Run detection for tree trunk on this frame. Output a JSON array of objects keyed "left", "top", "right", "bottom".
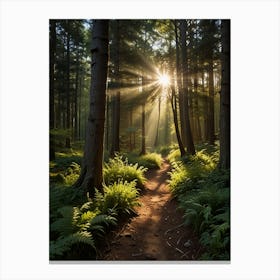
[
  {"left": 65, "top": 20, "right": 71, "bottom": 148},
  {"left": 74, "top": 20, "right": 109, "bottom": 196},
  {"left": 50, "top": 20, "right": 56, "bottom": 160},
  {"left": 105, "top": 94, "right": 110, "bottom": 151},
  {"left": 154, "top": 96, "right": 161, "bottom": 147},
  {"left": 170, "top": 84, "right": 186, "bottom": 157},
  {"left": 194, "top": 68, "right": 202, "bottom": 142},
  {"left": 110, "top": 20, "right": 121, "bottom": 157},
  {"left": 74, "top": 50, "right": 80, "bottom": 141},
  {"left": 140, "top": 102, "right": 146, "bottom": 155},
  {"left": 208, "top": 58, "right": 215, "bottom": 145},
  {"left": 78, "top": 75, "right": 82, "bottom": 140},
  {"left": 202, "top": 73, "right": 209, "bottom": 142},
  {"left": 140, "top": 76, "right": 146, "bottom": 155},
  {"left": 129, "top": 107, "right": 133, "bottom": 151},
  {"left": 165, "top": 98, "right": 170, "bottom": 146},
  {"left": 219, "top": 20, "right": 230, "bottom": 169},
  {"left": 174, "top": 20, "right": 186, "bottom": 147},
  {"left": 179, "top": 20, "right": 195, "bottom": 155}
]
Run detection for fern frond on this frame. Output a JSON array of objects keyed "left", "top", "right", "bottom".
[
  {"left": 80, "top": 201, "right": 94, "bottom": 212},
  {"left": 50, "top": 232, "right": 96, "bottom": 259},
  {"left": 51, "top": 206, "right": 78, "bottom": 236}
]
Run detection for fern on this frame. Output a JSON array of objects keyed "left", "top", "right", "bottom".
[
  {"left": 50, "top": 201, "right": 118, "bottom": 259},
  {"left": 97, "top": 181, "right": 140, "bottom": 215},
  {"left": 50, "top": 232, "right": 96, "bottom": 259},
  {"left": 126, "top": 152, "right": 163, "bottom": 169},
  {"left": 167, "top": 145, "right": 230, "bottom": 260},
  {"left": 51, "top": 206, "right": 79, "bottom": 236},
  {"left": 104, "top": 155, "right": 147, "bottom": 188}
]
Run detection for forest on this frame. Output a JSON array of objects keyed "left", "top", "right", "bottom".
[{"left": 49, "top": 19, "right": 230, "bottom": 261}]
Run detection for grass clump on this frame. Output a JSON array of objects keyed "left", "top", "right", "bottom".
[{"left": 104, "top": 155, "right": 147, "bottom": 188}]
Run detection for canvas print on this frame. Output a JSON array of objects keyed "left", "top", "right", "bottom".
[{"left": 49, "top": 19, "right": 230, "bottom": 261}]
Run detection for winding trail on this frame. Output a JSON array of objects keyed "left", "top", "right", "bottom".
[{"left": 99, "top": 159, "right": 202, "bottom": 260}]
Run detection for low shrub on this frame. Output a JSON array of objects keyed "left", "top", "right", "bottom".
[
  {"left": 50, "top": 202, "right": 117, "bottom": 260},
  {"left": 167, "top": 148, "right": 181, "bottom": 163},
  {"left": 50, "top": 162, "right": 81, "bottom": 187},
  {"left": 155, "top": 145, "right": 173, "bottom": 157},
  {"left": 95, "top": 180, "right": 140, "bottom": 216},
  {"left": 104, "top": 155, "right": 147, "bottom": 188},
  {"left": 127, "top": 152, "right": 163, "bottom": 169},
  {"left": 168, "top": 161, "right": 189, "bottom": 196}
]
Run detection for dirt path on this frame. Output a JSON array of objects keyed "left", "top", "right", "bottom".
[{"left": 99, "top": 160, "right": 202, "bottom": 261}]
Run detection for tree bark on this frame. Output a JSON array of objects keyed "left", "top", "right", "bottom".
[
  {"left": 110, "top": 20, "right": 121, "bottom": 157},
  {"left": 140, "top": 76, "right": 146, "bottom": 155},
  {"left": 74, "top": 50, "right": 80, "bottom": 141},
  {"left": 65, "top": 20, "right": 71, "bottom": 148},
  {"left": 219, "top": 20, "right": 230, "bottom": 169},
  {"left": 105, "top": 94, "right": 110, "bottom": 151},
  {"left": 129, "top": 107, "right": 133, "bottom": 151},
  {"left": 140, "top": 101, "right": 146, "bottom": 155},
  {"left": 154, "top": 96, "right": 161, "bottom": 147},
  {"left": 170, "top": 84, "right": 186, "bottom": 157},
  {"left": 194, "top": 69, "right": 202, "bottom": 142},
  {"left": 50, "top": 20, "right": 56, "bottom": 160},
  {"left": 74, "top": 20, "right": 109, "bottom": 196},
  {"left": 78, "top": 75, "right": 82, "bottom": 140},
  {"left": 208, "top": 57, "right": 215, "bottom": 145},
  {"left": 174, "top": 20, "right": 186, "bottom": 147},
  {"left": 179, "top": 20, "right": 195, "bottom": 155}
]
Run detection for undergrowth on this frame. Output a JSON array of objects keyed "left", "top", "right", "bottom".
[
  {"left": 50, "top": 202, "right": 117, "bottom": 260},
  {"left": 95, "top": 181, "right": 140, "bottom": 216},
  {"left": 104, "top": 155, "right": 147, "bottom": 188},
  {"left": 168, "top": 147, "right": 230, "bottom": 260},
  {"left": 126, "top": 152, "right": 163, "bottom": 169},
  {"left": 50, "top": 153, "right": 144, "bottom": 260},
  {"left": 50, "top": 180, "right": 140, "bottom": 260}
]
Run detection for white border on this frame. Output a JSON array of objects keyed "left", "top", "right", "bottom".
[{"left": 0, "top": 0, "right": 279, "bottom": 279}]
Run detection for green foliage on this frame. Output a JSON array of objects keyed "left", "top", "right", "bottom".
[
  {"left": 50, "top": 201, "right": 117, "bottom": 260},
  {"left": 50, "top": 232, "right": 96, "bottom": 259},
  {"left": 167, "top": 148, "right": 181, "bottom": 163},
  {"left": 50, "top": 185, "right": 85, "bottom": 222},
  {"left": 167, "top": 161, "right": 189, "bottom": 196},
  {"left": 139, "top": 153, "right": 163, "bottom": 169},
  {"left": 199, "top": 208, "right": 230, "bottom": 260},
  {"left": 126, "top": 152, "right": 163, "bottom": 169},
  {"left": 50, "top": 150, "right": 82, "bottom": 172},
  {"left": 155, "top": 145, "right": 173, "bottom": 157},
  {"left": 50, "top": 161, "right": 81, "bottom": 186},
  {"left": 168, "top": 149, "right": 218, "bottom": 196},
  {"left": 95, "top": 181, "right": 140, "bottom": 216},
  {"left": 50, "top": 155, "right": 142, "bottom": 259},
  {"left": 104, "top": 155, "right": 147, "bottom": 188},
  {"left": 168, "top": 146, "right": 230, "bottom": 260}
]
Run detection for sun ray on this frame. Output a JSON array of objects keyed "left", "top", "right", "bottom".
[{"left": 157, "top": 73, "right": 170, "bottom": 87}]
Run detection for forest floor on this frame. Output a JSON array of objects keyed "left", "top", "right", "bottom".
[{"left": 98, "top": 159, "right": 203, "bottom": 261}]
